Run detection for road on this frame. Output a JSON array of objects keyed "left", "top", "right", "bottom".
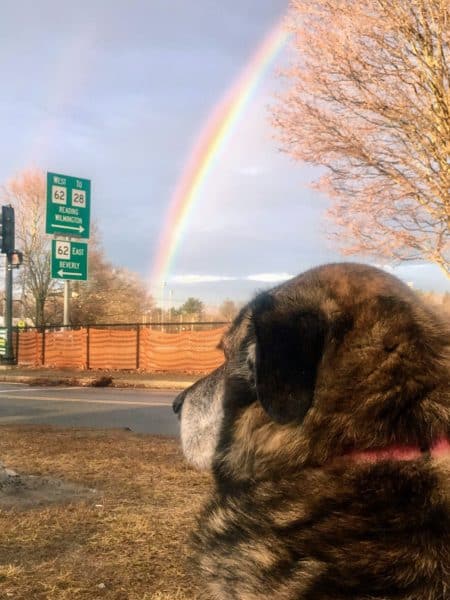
[{"left": 0, "top": 383, "right": 180, "bottom": 435}]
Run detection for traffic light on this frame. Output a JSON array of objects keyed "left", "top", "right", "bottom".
[{"left": 0, "top": 205, "right": 15, "bottom": 254}]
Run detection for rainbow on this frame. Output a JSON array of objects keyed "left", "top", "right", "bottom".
[{"left": 150, "top": 18, "right": 290, "bottom": 290}]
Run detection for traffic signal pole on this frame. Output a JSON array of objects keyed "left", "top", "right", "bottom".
[
  {"left": 4, "top": 253, "right": 13, "bottom": 364},
  {"left": 0, "top": 206, "right": 19, "bottom": 364},
  {"left": 0, "top": 205, "right": 24, "bottom": 363}
]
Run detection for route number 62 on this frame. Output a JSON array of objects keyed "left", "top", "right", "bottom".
[
  {"left": 52, "top": 185, "right": 67, "bottom": 205},
  {"left": 56, "top": 241, "right": 70, "bottom": 258}
]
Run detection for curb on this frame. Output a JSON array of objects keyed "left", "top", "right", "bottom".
[{"left": 0, "top": 375, "right": 195, "bottom": 391}]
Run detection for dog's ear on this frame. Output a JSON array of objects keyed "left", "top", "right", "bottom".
[{"left": 251, "top": 293, "right": 327, "bottom": 424}]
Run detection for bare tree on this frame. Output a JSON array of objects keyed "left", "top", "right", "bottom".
[
  {"left": 275, "top": 0, "right": 449, "bottom": 277},
  {"left": 2, "top": 169, "right": 57, "bottom": 326},
  {"left": 219, "top": 299, "right": 239, "bottom": 321},
  {"left": 70, "top": 226, "right": 153, "bottom": 325}
]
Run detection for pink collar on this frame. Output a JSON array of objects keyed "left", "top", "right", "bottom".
[{"left": 345, "top": 438, "right": 450, "bottom": 464}]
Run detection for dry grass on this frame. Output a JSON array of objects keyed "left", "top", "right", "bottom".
[{"left": 0, "top": 426, "right": 211, "bottom": 599}]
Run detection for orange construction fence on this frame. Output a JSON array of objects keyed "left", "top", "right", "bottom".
[{"left": 16, "top": 325, "right": 227, "bottom": 373}]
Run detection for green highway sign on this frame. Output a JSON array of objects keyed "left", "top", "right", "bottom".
[
  {"left": 46, "top": 172, "right": 91, "bottom": 238},
  {"left": 51, "top": 239, "right": 88, "bottom": 281}
]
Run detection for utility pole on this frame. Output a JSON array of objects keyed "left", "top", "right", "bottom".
[
  {"left": 168, "top": 289, "right": 173, "bottom": 323},
  {"left": 160, "top": 281, "right": 166, "bottom": 331}
]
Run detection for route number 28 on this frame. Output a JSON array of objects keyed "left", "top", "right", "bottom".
[
  {"left": 56, "top": 241, "right": 70, "bottom": 258},
  {"left": 72, "top": 190, "right": 86, "bottom": 208}
]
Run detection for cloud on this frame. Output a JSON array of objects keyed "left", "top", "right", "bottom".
[
  {"left": 170, "top": 272, "right": 295, "bottom": 285},
  {"left": 372, "top": 263, "right": 395, "bottom": 273},
  {"left": 246, "top": 272, "right": 294, "bottom": 283},
  {"left": 170, "top": 274, "right": 237, "bottom": 284},
  {"left": 373, "top": 262, "right": 436, "bottom": 274},
  {"left": 394, "top": 263, "right": 434, "bottom": 271}
]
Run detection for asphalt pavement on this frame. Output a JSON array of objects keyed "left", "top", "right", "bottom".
[{"left": 0, "top": 382, "right": 181, "bottom": 435}]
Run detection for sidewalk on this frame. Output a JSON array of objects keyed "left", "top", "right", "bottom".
[{"left": 0, "top": 366, "right": 200, "bottom": 390}]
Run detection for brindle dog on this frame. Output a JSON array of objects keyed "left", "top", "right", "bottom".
[{"left": 173, "top": 263, "right": 450, "bottom": 600}]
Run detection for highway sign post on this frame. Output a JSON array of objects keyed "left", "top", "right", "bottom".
[
  {"left": 46, "top": 172, "right": 90, "bottom": 238},
  {"left": 47, "top": 171, "right": 91, "bottom": 326},
  {"left": 0, "top": 328, "right": 6, "bottom": 357},
  {"left": 51, "top": 239, "right": 88, "bottom": 281}
]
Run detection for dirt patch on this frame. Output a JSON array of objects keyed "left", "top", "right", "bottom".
[
  {"left": 88, "top": 375, "right": 114, "bottom": 387},
  {"left": 0, "top": 467, "right": 97, "bottom": 510},
  {"left": 24, "top": 376, "right": 84, "bottom": 387},
  {"left": 0, "top": 425, "right": 211, "bottom": 599}
]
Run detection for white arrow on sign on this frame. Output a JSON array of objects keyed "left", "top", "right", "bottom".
[
  {"left": 57, "top": 270, "right": 83, "bottom": 278},
  {"left": 51, "top": 224, "right": 85, "bottom": 233}
]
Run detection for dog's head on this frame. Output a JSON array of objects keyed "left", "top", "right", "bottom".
[{"left": 174, "top": 263, "right": 450, "bottom": 481}]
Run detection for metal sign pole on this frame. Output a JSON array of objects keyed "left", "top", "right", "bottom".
[{"left": 63, "top": 279, "right": 70, "bottom": 326}]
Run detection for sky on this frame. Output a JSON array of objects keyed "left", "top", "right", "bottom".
[{"left": 0, "top": 0, "right": 448, "bottom": 307}]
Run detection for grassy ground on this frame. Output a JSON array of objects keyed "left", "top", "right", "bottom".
[{"left": 0, "top": 426, "right": 211, "bottom": 599}]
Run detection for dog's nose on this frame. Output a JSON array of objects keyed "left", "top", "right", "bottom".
[{"left": 173, "top": 389, "right": 187, "bottom": 415}]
